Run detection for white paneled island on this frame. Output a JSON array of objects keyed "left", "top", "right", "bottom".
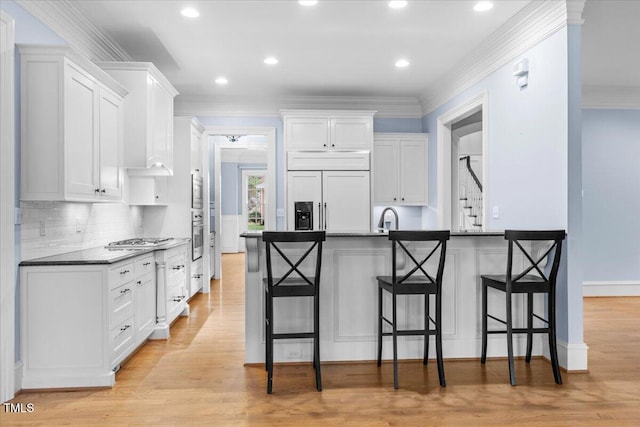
[{"left": 242, "top": 231, "right": 551, "bottom": 365}]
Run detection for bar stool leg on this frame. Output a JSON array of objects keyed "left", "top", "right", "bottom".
[
  {"left": 525, "top": 292, "right": 534, "bottom": 363},
  {"left": 314, "top": 291, "right": 322, "bottom": 391},
  {"left": 267, "top": 290, "right": 274, "bottom": 394},
  {"left": 481, "top": 281, "right": 488, "bottom": 364},
  {"left": 424, "top": 292, "right": 430, "bottom": 365},
  {"left": 506, "top": 291, "right": 516, "bottom": 386},
  {"left": 377, "top": 285, "right": 383, "bottom": 367},
  {"left": 548, "top": 293, "right": 563, "bottom": 385},
  {"left": 392, "top": 291, "right": 399, "bottom": 390},
  {"left": 436, "top": 291, "right": 446, "bottom": 387}
]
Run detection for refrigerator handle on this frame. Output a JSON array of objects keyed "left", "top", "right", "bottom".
[
  {"left": 318, "top": 202, "right": 322, "bottom": 230},
  {"left": 323, "top": 202, "right": 327, "bottom": 231}
]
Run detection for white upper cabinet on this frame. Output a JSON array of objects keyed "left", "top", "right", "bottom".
[
  {"left": 283, "top": 110, "right": 375, "bottom": 152},
  {"left": 96, "top": 62, "right": 178, "bottom": 176},
  {"left": 19, "top": 45, "right": 127, "bottom": 202},
  {"left": 373, "top": 133, "right": 428, "bottom": 206}
]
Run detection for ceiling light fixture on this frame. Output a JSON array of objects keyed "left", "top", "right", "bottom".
[
  {"left": 181, "top": 7, "right": 200, "bottom": 18},
  {"left": 299, "top": 0, "right": 318, "bottom": 6},
  {"left": 395, "top": 59, "right": 410, "bottom": 68},
  {"left": 264, "top": 57, "right": 279, "bottom": 65},
  {"left": 215, "top": 77, "right": 228, "bottom": 85},
  {"left": 473, "top": 1, "right": 493, "bottom": 12},
  {"left": 388, "top": 1, "right": 407, "bottom": 9}
]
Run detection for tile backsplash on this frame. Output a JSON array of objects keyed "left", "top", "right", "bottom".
[{"left": 20, "top": 201, "right": 144, "bottom": 260}]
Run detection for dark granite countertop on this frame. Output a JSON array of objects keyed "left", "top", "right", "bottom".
[
  {"left": 240, "top": 231, "right": 505, "bottom": 238},
  {"left": 20, "top": 238, "right": 191, "bottom": 266}
]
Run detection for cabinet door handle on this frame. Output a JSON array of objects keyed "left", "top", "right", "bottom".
[
  {"left": 393, "top": 197, "right": 397, "bottom": 201},
  {"left": 318, "top": 202, "right": 321, "bottom": 231},
  {"left": 101, "top": 189, "right": 106, "bottom": 194},
  {"left": 402, "top": 197, "right": 405, "bottom": 201},
  {"left": 95, "top": 188, "right": 100, "bottom": 193},
  {"left": 137, "top": 280, "right": 142, "bottom": 285}
]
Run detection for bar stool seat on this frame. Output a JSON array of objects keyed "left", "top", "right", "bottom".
[{"left": 262, "top": 230, "right": 326, "bottom": 394}]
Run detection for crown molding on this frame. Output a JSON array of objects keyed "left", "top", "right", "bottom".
[
  {"left": 583, "top": 85, "right": 640, "bottom": 109},
  {"left": 566, "top": 0, "right": 586, "bottom": 25},
  {"left": 420, "top": 0, "right": 569, "bottom": 117},
  {"left": 16, "top": 0, "right": 131, "bottom": 62},
  {"left": 175, "top": 95, "right": 423, "bottom": 118}
]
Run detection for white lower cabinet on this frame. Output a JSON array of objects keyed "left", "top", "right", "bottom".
[
  {"left": 20, "top": 253, "right": 156, "bottom": 389},
  {"left": 287, "top": 170, "right": 370, "bottom": 232},
  {"left": 190, "top": 258, "right": 203, "bottom": 299},
  {"left": 150, "top": 243, "right": 189, "bottom": 339}
]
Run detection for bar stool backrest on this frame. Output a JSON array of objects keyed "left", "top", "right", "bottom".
[
  {"left": 262, "top": 231, "right": 326, "bottom": 288},
  {"left": 388, "top": 230, "right": 450, "bottom": 291},
  {"left": 503, "top": 230, "right": 566, "bottom": 289}
]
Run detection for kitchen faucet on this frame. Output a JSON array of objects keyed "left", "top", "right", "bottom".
[{"left": 377, "top": 207, "right": 399, "bottom": 231}]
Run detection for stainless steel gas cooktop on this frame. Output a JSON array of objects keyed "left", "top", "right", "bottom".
[{"left": 106, "top": 237, "right": 173, "bottom": 249}]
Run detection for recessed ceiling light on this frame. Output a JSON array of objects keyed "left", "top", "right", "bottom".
[
  {"left": 473, "top": 1, "right": 493, "bottom": 12},
  {"left": 215, "top": 77, "right": 228, "bottom": 85},
  {"left": 299, "top": 0, "right": 318, "bottom": 6},
  {"left": 388, "top": 1, "right": 407, "bottom": 9},
  {"left": 395, "top": 59, "right": 410, "bottom": 68},
  {"left": 264, "top": 57, "right": 279, "bottom": 65},
  {"left": 181, "top": 7, "right": 200, "bottom": 18}
]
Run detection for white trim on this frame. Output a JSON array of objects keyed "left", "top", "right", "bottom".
[
  {"left": 556, "top": 340, "right": 589, "bottom": 372},
  {"left": 582, "top": 86, "right": 640, "bottom": 110},
  {"left": 420, "top": 0, "right": 568, "bottom": 116},
  {"left": 583, "top": 281, "right": 640, "bottom": 297},
  {"left": 175, "top": 95, "right": 422, "bottom": 118},
  {"left": 205, "top": 126, "right": 277, "bottom": 277},
  {"left": 566, "top": 0, "right": 587, "bottom": 25},
  {"left": 14, "top": 361, "right": 23, "bottom": 393},
  {"left": 436, "top": 92, "right": 489, "bottom": 231},
  {"left": 1, "top": 10, "right": 16, "bottom": 402},
  {"left": 15, "top": 0, "right": 130, "bottom": 61}
]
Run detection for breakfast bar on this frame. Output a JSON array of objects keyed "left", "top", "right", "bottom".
[{"left": 242, "top": 231, "right": 551, "bottom": 365}]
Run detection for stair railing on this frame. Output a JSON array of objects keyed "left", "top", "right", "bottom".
[{"left": 458, "top": 156, "right": 483, "bottom": 231}]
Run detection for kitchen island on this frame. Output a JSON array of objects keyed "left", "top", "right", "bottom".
[{"left": 241, "top": 231, "right": 551, "bottom": 365}]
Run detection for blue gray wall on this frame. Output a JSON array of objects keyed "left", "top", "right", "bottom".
[{"left": 582, "top": 108, "right": 640, "bottom": 282}]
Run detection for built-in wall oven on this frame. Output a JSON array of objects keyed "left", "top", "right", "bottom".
[{"left": 192, "top": 209, "right": 204, "bottom": 261}]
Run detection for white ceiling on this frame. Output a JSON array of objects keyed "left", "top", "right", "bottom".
[{"left": 65, "top": 0, "right": 640, "bottom": 105}]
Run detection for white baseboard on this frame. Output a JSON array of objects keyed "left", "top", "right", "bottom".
[
  {"left": 556, "top": 340, "right": 589, "bottom": 372},
  {"left": 583, "top": 281, "right": 640, "bottom": 297}
]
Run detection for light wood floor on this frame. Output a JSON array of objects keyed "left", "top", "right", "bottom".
[{"left": 3, "top": 253, "right": 639, "bottom": 426}]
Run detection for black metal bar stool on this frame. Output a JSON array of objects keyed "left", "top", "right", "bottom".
[
  {"left": 263, "top": 231, "right": 325, "bottom": 394},
  {"left": 480, "top": 229, "right": 566, "bottom": 386},
  {"left": 376, "top": 230, "right": 450, "bottom": 389}
]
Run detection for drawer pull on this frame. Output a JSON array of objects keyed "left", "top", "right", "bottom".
[
  {"left": 120, "top": 324, "right": 131, "bottom": 332},
  {"left": 172, "top": 265, "right": 184, "bottom": 270},
  {"left": 120, "top": 288, "right": 131, "bottom": 295},
  {"left": 172, "top": 296, "right": 185, "bottom": 302},
  {"left": 193, "top": 274, "right": 202, "bottom": 279},
  {"left": 143, "top": 262, "right": 152, "bottom": 266},
  {"left": 120, "top": 269, "right": 130, "bottom": 275},
  {"left": 136, "top": 280, "right": 142, "bottom": 285}
]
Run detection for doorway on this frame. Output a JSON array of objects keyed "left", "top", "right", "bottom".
[
  {"left": 205, "top": 127, "right": 276, "bottom": 279},
  {"left": 242, "top": 170, "right": 267, "bottom": 234},
  {"left": 436, "top": 92, "right": 489, "bottom": 231}
]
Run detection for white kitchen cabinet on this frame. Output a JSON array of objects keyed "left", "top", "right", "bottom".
[
  {"left": 134, "top": 254, "right": 156, "bottom": 347},
  {"left": 97, "top": 62, "right": 178, "bottom": 176},
  {"left": 128, "top": 176, "right": 168, "bottom": 206},
  {"left": 20, "top": 252, "right": 156, "bottom": 389},
  {"left": 283, "top": 110, "right": 375, "bottom": 151},
  {"left": 190, "top": 257, "right": 203, "bottom": 299},
  {"left": 19, "top": 45, "right": 127, "bottom": 202},
  {"left": 287, "top": 170, "right": 370, "bottom": 232},
  {"left": 373, "top": 133, "right": 428, "bottom": 206},
  {"left": 150, "top": 243, "right": 189, "bottom": 339}
]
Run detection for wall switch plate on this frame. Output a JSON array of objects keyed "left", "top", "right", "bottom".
[{"left": 492, "top": 206, "right": 499, "bottom": 219}]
